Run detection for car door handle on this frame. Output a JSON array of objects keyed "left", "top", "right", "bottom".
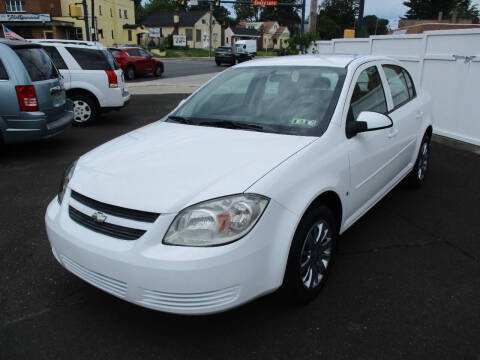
[
  {"left": 388, "top": 128, "right": 399, "bottom": 138},
  {"left": 416, "top": 111, "right": 424, "bottom": 119}
]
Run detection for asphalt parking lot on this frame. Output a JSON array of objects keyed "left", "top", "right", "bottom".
[{"left": 1, "top": 94, "right": 479, "bottom": 360}]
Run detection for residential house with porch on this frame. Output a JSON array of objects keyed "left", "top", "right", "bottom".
[
  {"left": 141, "top": 11, "right": 221, "bottom": 49},
  {"left": 224, "top": 26, "right": 261, "bottom": 48},
  {"left": 241, "top": 21, "right": 290, "bottom": 50}
]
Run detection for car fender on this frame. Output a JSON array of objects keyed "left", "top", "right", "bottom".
[{"left": 67, "top": 80, "right": 105, "bottom": 107}]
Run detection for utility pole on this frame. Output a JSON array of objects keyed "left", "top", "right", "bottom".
[
  {"left": 91, "top": 0, "right": 95, "bottom": 41},
  {"left": 355, "top": 0, "right": 365, "bottom": 38},
  {"left": 300, "top": 0, "right": 306, "bottom": 35},
  {"left": 209, "top": 1, "right": 212, "bottom": 58},
  {"left": 309, "top": 0, "right": 318, "bottom": 33},
  {"left": 82, "top": 0, "right": 90, "bottom": 41}
]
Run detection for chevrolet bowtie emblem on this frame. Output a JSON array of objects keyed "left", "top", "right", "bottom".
[{"left": 91, "top": 212, "right": 107, "bottom": 223}]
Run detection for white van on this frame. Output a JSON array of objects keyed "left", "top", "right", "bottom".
[{"left": 235, "top": 40, "right": 257, "bottom": 57}]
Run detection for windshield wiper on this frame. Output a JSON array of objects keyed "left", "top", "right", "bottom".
[
  {"left": 196, "top": 120, "right": 270, "bottom": 132},
  {"left": 167, "top": 116, "right": 195, "bottom": 125}
]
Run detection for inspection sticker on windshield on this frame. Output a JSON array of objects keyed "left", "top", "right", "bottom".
[{"left": 291, "top": 118, "right": 317, "bottom": 127}]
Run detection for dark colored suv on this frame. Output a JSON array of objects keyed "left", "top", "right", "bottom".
[
  {"left": 215, "top": 46, "right": 251, "bottom": 66},
  {"left": 0, "top": 39, "right": 73, "bottom": 144},
  {"left": 109, "top": 47, "right": 164, "bottom": 80}
]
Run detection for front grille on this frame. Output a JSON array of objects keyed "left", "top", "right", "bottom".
[
  {"left": 71, "top": 190, "right": 159, "bottom": 223},
  {"left": 69, "top": 206, "right": 146, "bottom": 240}
]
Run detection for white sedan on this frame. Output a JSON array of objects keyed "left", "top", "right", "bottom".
[{"left": 45, "top": 55, "right": 433, "bottom": 314}]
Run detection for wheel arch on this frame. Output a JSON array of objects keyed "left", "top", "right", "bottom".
[
  {"left": 67, "top": 88, "right": 100, "bottom": 110},
  {"left": 302, "top": 190, "right": 343, "bottom": 234}
]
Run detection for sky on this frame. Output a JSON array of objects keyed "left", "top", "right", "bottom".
[{"left": 142, "top": 0, "right": 480, "bottom": 29}]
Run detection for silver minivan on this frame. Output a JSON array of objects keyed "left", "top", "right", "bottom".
[{"left": 0, "top": 39, "right": 73, "bottom": 144}]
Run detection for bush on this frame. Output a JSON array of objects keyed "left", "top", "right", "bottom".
[
  {"left": 287, "top": 33, "right": 321, "bottom": 53},
  {"left": 157, "top": 44, "right": 165, "bottom": 52},
  {"left": 147, "top": 39, "right": 156, "bottom": 50}
]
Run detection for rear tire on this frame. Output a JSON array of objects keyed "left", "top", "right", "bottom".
[
  {"left": 407, "top": 133, "right": 431, "bottom": 188},
  {"left": 125, "top": 66, "right": 136, "bottom": 80},
  {"left": 154, "top": 64, "right": 162, "bottom": 77},
  {"left": 70, "top": 93, "right": 98, "bottom": 126},
  {"left": 282, "top": 205, "right": 337, "bottom": 304}
]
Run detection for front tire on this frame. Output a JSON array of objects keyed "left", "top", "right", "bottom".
[
  {"left": 71, "top": 93, "right": 98, "bottom": 126},
  {"left": 282, "top": 205, "right": 337, "bottom": 304},
  {"left": 407, "top": 133, "right": 431, "bottom": 188}
]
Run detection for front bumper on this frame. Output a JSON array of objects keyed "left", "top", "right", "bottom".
[
  {"left": 2, "top": 100, "right": 73, "bottom": 144},
  {"left": 45, "top": 191, "right": 297, "bottom": 315}
]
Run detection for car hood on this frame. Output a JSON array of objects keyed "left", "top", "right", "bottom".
[{"left": 70, "top": 122, "right": 316, "bottom": 214}]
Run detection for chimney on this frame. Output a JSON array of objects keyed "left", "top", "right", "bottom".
[{"left": 173, "top": 11, "right": 179, "bottom": 35}]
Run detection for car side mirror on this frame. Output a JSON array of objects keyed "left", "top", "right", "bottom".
[{"left": 346, "top": 111, "right": 393, "bottom": 138}]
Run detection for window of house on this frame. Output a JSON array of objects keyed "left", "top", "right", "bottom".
[
  {"left": 382, "top": 64, "right": 410, "bottom": 109},
  {"left": 226, "top": 37, "right": 228, "bottom": 43},
  {"left": 42, "top": 46, "right": 68, "bottom": 70},
  {"left": 119, "top": 9, "right": 122, "bottom": 18},
  {"left": 44, "top": 31, "right": 53, "bottom": 39},
  {"left": 196, "top": 29, "right": 201, "bottom": 42},
  {"left": 0, "top": 60, "right": 9, "bottom": 80},
  {"left": 99, "top": 5, "right": 102, "bottom": 15},
  {"left": 111, "top": 30, "right": 114, "bottom": 39},
  {"left": 128, "top": 29, "right": 132, "bottom": 41},
  {"left": 5, "top": 0, "right": 25, "bottom": 12},
  {"left": 98, "top": 28, "right": 103, "bottom": 38},
  {"left": 349, "top": 66, "right": 387, "bottom": 121},
  {"left": 185, "top": 28, "right": 193, "bottom": 41},
  {"left": 124, "top": 10, "right": 128, "bottom": 19},
  {"left": 110, "top": 8, "right": 112, "bottom": 17},
  {"left": 213, "top": 33, "right": 217, "bottom": 42},
  {"left": 68, "top": 27, "right": 83, "bottom": 40},
  {"left": 202, "top": 19, "right": 206, "bottom": 24}
]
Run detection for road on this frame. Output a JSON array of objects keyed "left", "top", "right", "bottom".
[
  {"left": 1, "top": 94, "right": 480, "bottom": 359},
  {"left": 127, "top": 58, "right": 224, "bottom": 82}
]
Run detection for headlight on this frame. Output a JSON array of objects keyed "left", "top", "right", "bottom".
[
  {"left": 163, "top": 194, "right": 269, "bottom": 247},
  {"left": 58, "top": 160, "right": 77, "bottom": 204}
]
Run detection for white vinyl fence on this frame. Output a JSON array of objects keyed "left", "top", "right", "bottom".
[{"left": 307, "top": 29, "right": 480, "bottom": 146}]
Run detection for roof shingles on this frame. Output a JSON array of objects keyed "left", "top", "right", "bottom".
[{"left": 141, "top": 11, "right": 210, "bottom": 27}]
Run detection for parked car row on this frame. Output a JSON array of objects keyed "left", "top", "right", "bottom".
[{"left": 0, "top": 39, "right": 165, "bottom": 144}]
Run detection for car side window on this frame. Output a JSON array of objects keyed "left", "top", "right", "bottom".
[
  {"left": 349, "top": 66, "right": 387, "bottom": 121},
  {"left": 382, "top": 64, "right": 410, "bottom": 109},
  {"left": 66, "top": 47, "right": 114, "bottom": 70},
  {"left": 139, "top": 50, "right": 150, "bottom": 58},
  {"left": 127, "top": 49, "right": 140, "bottom": 57},
  {"left": 42, "top": 46, "right": 68, "bottom": 70},
  {"left": 0, "top": 60, "right": 8, "bottom": 80},
  {"left": 402, "top": 68, "right": 416, "bottom": 99}
]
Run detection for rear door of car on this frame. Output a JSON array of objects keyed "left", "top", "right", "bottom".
[
  {"left": 13, "top": 46, "right": 66, "bottom": 119},
  {"left": 379, "top": 63, "right": 422, "bottom": 172}
]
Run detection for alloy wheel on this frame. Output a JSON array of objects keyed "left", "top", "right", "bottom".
[
  {"left": 73, "top": 100, "right": 92, "bottom": 123},
  {"left": 299, "top": 220, "right": 333, "bottom": 289},
  {"left": 417, "top": 142, "right": 429, "bottom": 180}
]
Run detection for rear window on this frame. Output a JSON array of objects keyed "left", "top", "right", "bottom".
[
  {"left": 42, "top": 46, "right": 68, "bottom": 70},
  {"left": 66, "top": 47, "right": 119, "bottom": 70},
  {"left": 109, "top": 48, "right": 123, "bottom": 56},
  {"left": 0, "top": 60, "right": 8, "bottom": 80},
  {"left": 14, "top": 47, "right": 58, "bottom": 81}
]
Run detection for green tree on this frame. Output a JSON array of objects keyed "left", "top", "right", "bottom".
[
  {"left": 403, "top": 0, "right": 479, "bottom": 19},
  {"left": 133, "top": 0, "right": 146, "bottom": 23},
  {"left": 234, "top": 2, "right": 261, "bottom": 21},
  {"left": 143, "top": 0, "right": 178, "bottom": 18},
  {"left": 319, "top": 0, "right": 359, "bottom": 30},
  {"left": 316, "top": 14, "right": 342, "bottom": 39},
  {"left": 363, "top": 15, "right": 389, "bottom": 35},
  {"left": 260, "top": 0, "right": 302, "bottom": 34}
]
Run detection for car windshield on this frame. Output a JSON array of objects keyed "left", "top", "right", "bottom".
[{"left": 170, "top": 66, "right": 346, "bottom": 136}]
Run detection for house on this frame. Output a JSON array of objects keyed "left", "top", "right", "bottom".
[
  {"left": 241, "top": 21, "right": 290, "bottom": 50},
  {"left": 141, "top": 11, "right": 221, "bottom": 49},
  {"left": 224, "top": 27, "right": 261, "bottom": 47}
]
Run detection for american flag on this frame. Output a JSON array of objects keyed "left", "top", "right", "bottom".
[{"left": 2, "top": 25, "right": 25, "bottom": 41}]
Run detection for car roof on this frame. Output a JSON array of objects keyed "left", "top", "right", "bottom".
[
  {"left": 28, "top": 39, "right": 106, "bottom": 49},
  {"left": 0, "top": 38, "right": 41, "bottom": 48},
  {"left": 237, "top": 54, "right": 393, "bottom": 68}
]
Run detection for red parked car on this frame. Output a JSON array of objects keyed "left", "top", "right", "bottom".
[{"left": 109, "top": 47, "right": 164, "bottom": 80}]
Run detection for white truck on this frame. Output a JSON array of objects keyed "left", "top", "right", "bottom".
[{"left": 235, "top": 40, "right": 257, "bottom": 57}]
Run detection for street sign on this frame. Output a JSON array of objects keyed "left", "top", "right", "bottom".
[
  {"left": 253, "top": 0, "right": 278, "bottom": 5},
  {"left": 173, "top": 35, "right": 187, "bottom": 47},
  {"left": 148, "top": 28, "right": 161, "bottom": 38},
  {"left": 0, "top": 13, "right": 51, "bottom": 22}
]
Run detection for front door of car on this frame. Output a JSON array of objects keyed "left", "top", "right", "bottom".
[
  {"left": 127, "top": 49, "right": 145, "bottom": 73},
  {"left": 139, "top": 49, "right": 154, "bottom": 72},
  {"left": 380, "top": 64, "right": 422, "bottom": 172},
  {"left": 344, "top": 64, "right": 400, "bottom": 221}
]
